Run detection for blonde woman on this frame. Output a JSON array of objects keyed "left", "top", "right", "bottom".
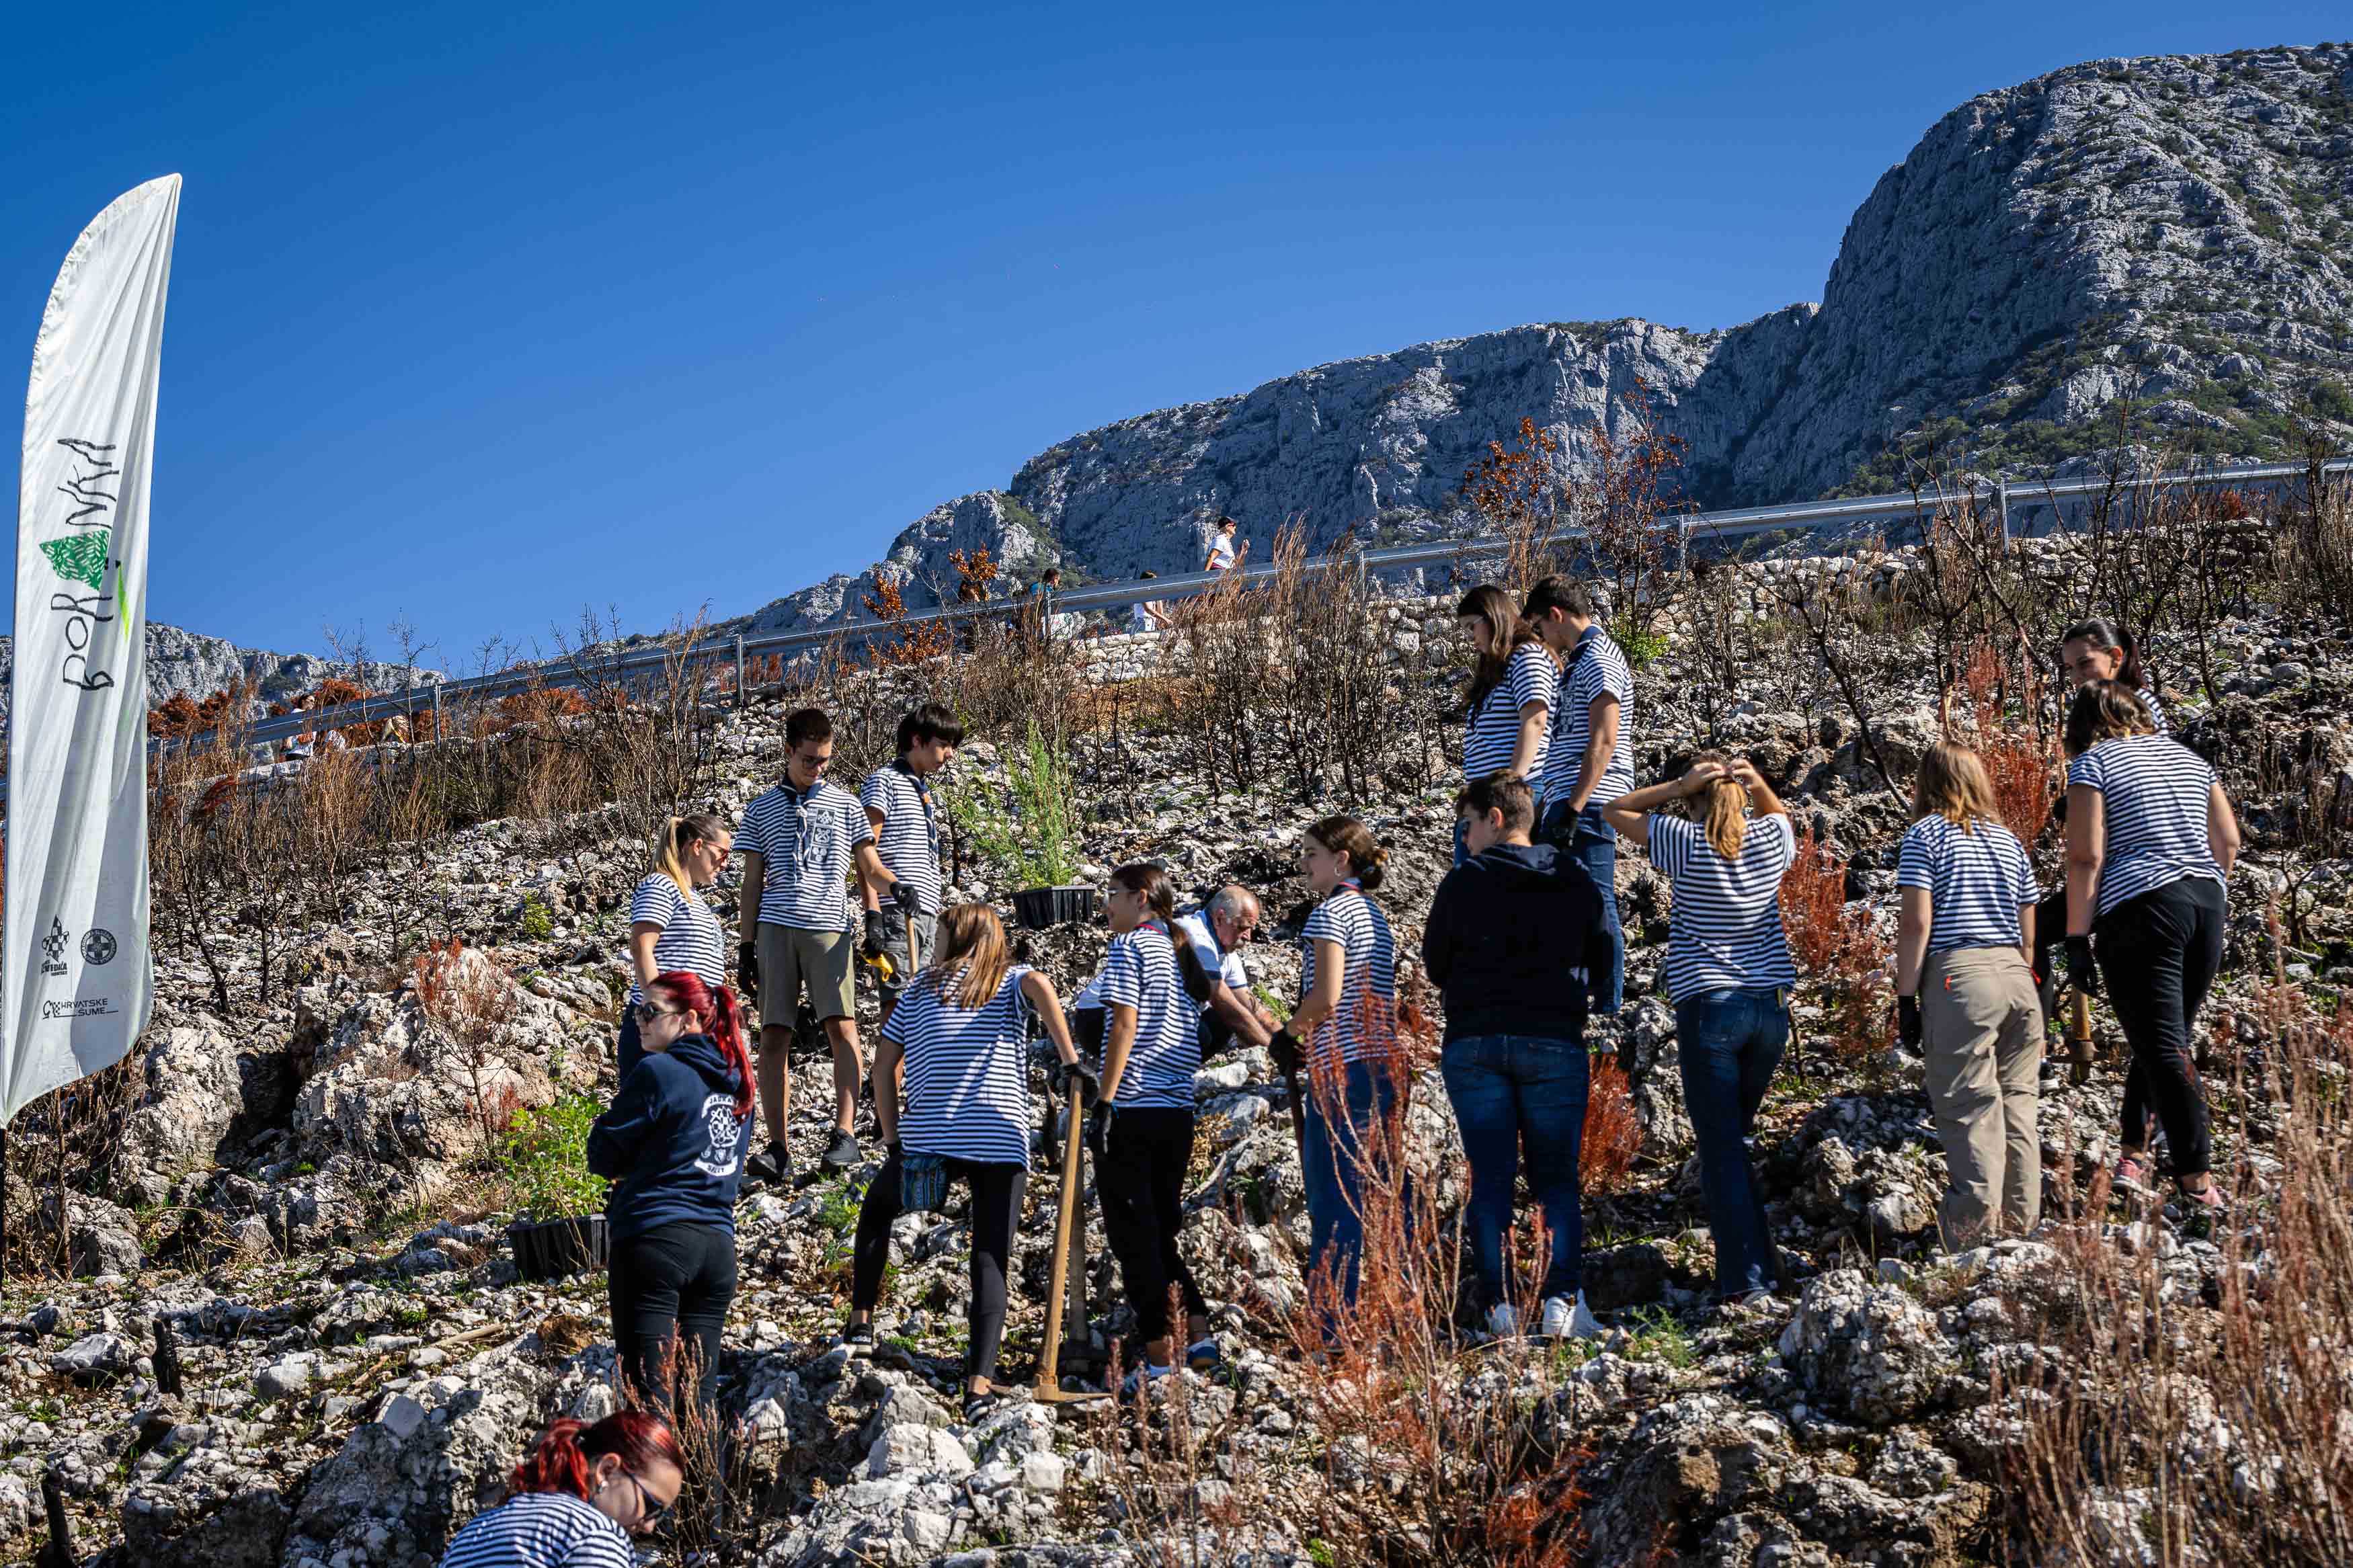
[
  {"left": 619, "top": 813, "right": 733, "bottom": 1082},
  {"left": 1603, "top": 757, "right": 1795, "bottom": 1303},
  {"left": 1894, "top": 742, "right": 2044, "bottom": 1248},
  {"left": 1453, "top": 584, "right": 1556, "bottom": 866},
  {"left": 846, "top": 904, "right": 1084, "bottom": 1421}
]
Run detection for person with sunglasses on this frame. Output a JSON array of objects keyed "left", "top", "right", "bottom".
[{"left": 436, "top": 1411, "right": 682, "bottom": 1565}]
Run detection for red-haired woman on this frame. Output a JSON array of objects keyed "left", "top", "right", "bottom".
[
  {"left": 587, "top": 972, "right": 754, "bottom": 1418},
  {"left": 435, "top": 1411, "right": 682, "bottom": 1565}
]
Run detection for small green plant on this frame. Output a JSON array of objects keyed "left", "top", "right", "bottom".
[
  {"left": 939, "top": 718, "right": 1084, "bottom": 887},
  {"left": 1611, "top": 616, "right": 1671, "bottom": 670},
  {"left": 516, "top": 895, "right": 555, "bottom": 942},
  {"left": 1626, "top": 1306, "right": 1696, "bottom": 1368},
  {"left": 500, "top": 1096, "right": 608, "bottom": 1221},
  {"left": 1254, "top": 983, "right": 1291, "bottom": 1022}
]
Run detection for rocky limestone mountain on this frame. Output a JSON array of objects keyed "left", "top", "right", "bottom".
[
  {"left": 739, "top": 41, "right": 2353, "bottom": 634},
  {"left": 0, "top": 622, "right": 436, "bottom": 730}
]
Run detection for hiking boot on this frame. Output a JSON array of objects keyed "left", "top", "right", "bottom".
[
  {"left": 744, "top": 1146, "right": 790, "bottom": 1189},
  {"left": 1540, "top": 1291, "right": 1605, "bottom": 1340},
  {"left": 822, "top": 1128, "right": 861, "bottom": 1171}
]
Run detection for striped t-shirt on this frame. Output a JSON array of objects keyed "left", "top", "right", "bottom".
[
  {"left": 1099, "top": 925, "right": 1198, "bottom": 1109},
  {"left": 436, "top": 1491, "right": 635, "bottom": 1568},
  {"left": 885, "top": 964, "right": 1036, "bottom": 1167},
  {"left": 739, "top": 779, "right": 873, "bottom": 932},
  {"left": 1647, "top": 813, "right": 1797, "bottom": 1002},
  {"left": 2067, "top": 735, "right": 2223, "bottom": 918},
  {"left": 1895, "top": 816, "right": 2039, "bottom": 954},
  {"left": 1298, "top": 889, "right": 1398, "bottom": 1071},
  {"left": 1462, "top": 642, "right": 1556, "bottom": 783},
  {"left": 1542, "top": 626, "right": 1636, "bottom": 811},
  {"left": 859, "top": 762, "right": 943, "bottom": 915},
  {"left": 626, "top": 874, "right": 728, "bottom": 1007}
]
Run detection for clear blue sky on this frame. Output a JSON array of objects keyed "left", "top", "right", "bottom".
[{"left": 3, "top": 2, "right": 2340, "bottom": 667}]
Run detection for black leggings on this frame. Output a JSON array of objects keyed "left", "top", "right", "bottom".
[
  {"left": 852, "top": 1149, "right": 1026, "bottom": 1382},
  {"left": 609, "top": 1221, "right": 737, "bottom": 1419},
  {"left": 2095, "top": 876, "right": 2227, "bottom": 1178},
  {"left": 1098, "top": 1106, "right": 1208, "bottom": 1345}
]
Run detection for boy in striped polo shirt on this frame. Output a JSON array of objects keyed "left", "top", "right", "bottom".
[
  {"left": 860, "top": 703, "right": 963, "bottom": 1028},
  {"left": 737, "top": 707, "right": 903, "bottom": 1183},
  {"left": 1524, "top": 576, "right": 1636, "bottom": 1014}
]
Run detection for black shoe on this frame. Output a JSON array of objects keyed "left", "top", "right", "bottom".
[
  {"left": 822, "top": 1128, "right": 861, "bottom": 1171},
  {"left": 744, "top": 1147, "right": 789, "bottom": 1189},
  {"left": 842, "top": 1322, "right": 875, "bottom": 1358}
]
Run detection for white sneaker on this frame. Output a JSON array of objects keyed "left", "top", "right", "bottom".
[
  {"left": 1540, "top": 1291, "right": 1604, "bottom": 1339},
  {"left": 1484, "top": 1302, "right": 1521, "bottom": 1338}
]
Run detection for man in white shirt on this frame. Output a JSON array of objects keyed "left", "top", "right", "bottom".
[{"left": 1174, "top": 885, "right": 1277, "bottom": 1055}]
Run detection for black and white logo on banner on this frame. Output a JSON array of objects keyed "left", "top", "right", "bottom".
[{"left": 81, "top": 929, "right": 117, "bottom": 966}]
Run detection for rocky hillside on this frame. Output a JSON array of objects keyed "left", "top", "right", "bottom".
[
  {"left": 745, "top": 41, "right": 2353, "bottom": 632},
  {"left": 0, "top": 622, "right": 432, "bottom": 729}
]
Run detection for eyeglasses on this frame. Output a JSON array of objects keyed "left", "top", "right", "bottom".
[{"left": 620, "top": 1470, "right": 672, "bottom": 1526}]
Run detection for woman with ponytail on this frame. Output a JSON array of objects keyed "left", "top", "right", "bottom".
[
  {"left": 1604, "top": 757, "right": 1796, "bottom": 1303},
  {"left": 619, "top": 813, "right": 733, "bottom": 1081},
  {"left": 1454, "top": 585, "right": 1556, "bottom": 865},
  {"left": 587, "top": 972, "right": 754, "bottom": 1418},
  {"left": 436, "top": 1411, "right": 682, "bottom": 1565},
  {"left": 2060, "top": 619, "right": 2165, "bottom": 733}
]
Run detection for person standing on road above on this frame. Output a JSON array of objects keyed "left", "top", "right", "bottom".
[
  {"left": 1603, "top": 757, "right": 1795, "bottom": 1304},
  {"left": 1205, "top": 516, "right": 1247, "bottom": 575},
  {"left": 1425, "top": 772, "right": 1608, "bottom": 1341},
  {"left": 1173, "top": 884, "right": 1279, "bottom": 1057},
  {"left": 1090, "top": 862, "right": 1218, "bottom": 1388},
  {"left": 1893, "top": 741, "right": 2045, "bottom": 1249},
  {"left": 861, "top": 704, "right": 962, "bottom": 1031},
  {"left": 1454, "top": 584, "right": 1556, "bottom": 866},
  {"left": 619, "top": 813, "right": 732, "bottom": 1083},
  {"left": 1525, "top": 576, "right": 1635, "bottom": 1014},
  {"left": 436, "top": 1413, "right": 682, "bottom": 1567},
  {"left": 2063, "top": 680, "right": 2241, "bottom": 1213},
  {"left": 846, "top": 903, "right": 1086, "bottom": 1422},
  {"left": 737, "top": 707, "right": 903, "bottom": 1184}
]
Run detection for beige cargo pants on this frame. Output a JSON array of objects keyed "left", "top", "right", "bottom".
[{"left": 1923, "top": 946, "right": 2044, "bottom": 1248}]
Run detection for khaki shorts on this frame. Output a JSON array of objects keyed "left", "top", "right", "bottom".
[{"left": 756, "top": 923, "right": 856, "bottom": 1030}]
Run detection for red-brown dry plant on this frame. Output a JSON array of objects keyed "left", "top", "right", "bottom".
[
  {"left": 1581, "top": 1055, "right": 1641, "bottom": 1196},
  {"left": 483, "top": 686, "right": 590, "bottom": 735},
  {"left": 1944, "top": 642, "right": 2060, "bottom": 848},
  {"left": 861, "top": 573, "right": 951, "bottom": 666},
  {"left": 1568, "top": 380, "right": 1687, "bottom": 653},
  {"left": 949, "top": 546, "right": 998, "bottom": 600},
  {"left": 1465, "top": 416, "right": 1570, "bottom": 595},
  {"left": 1779, "top": 829, "right": 1892, "bottom": 1061}
]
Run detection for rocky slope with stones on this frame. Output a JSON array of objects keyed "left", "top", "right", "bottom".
[{"left": 4, "top": 541, "right": 2350, "bottom": 1567}]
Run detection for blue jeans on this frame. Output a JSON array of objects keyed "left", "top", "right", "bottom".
[
  {"left": 1542, "top": 800, "right": 1622, "bottom": 1014},
  {"left": 1441, "top": 1034, "right": 1587, "bottom": 1305},
  {"left": 1300, "top": 1060, "right": 1402, "bottom": 1335},
  {"left": 1674, "top": 988, "right": 1788, "bottom": 1299}
]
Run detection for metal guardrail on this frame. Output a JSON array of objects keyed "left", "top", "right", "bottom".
[{"left": 7, "top": 452, "right": 2346, "bottom": 795}]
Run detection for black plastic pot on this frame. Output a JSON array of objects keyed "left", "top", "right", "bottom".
[
  {"left": 1010, "top": 884, "right": 1098, "bottom": 930},
  {"left": 508, "top": 1214, "right": 609, "bottom": 1282}
]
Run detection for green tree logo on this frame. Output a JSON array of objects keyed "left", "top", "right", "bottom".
[{"left": 41, "top": 530, "right": 110, "bottom": 590}]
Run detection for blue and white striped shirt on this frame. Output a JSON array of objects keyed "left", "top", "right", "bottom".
[
  {"left": 1647, "top": 813, "right": 1796, "bottom": 1002},
  {"left": 859, "top": 762, "right": 943, "bottom": 915},
  {"left": 1462, "top": 641, "right": 1556, "bottom": 784},
  {"left": 1895, "top": 815, "right": 2038, "bottom": 954},
  {"left": 740, "top": 779, "right": 873, "bottom": 933},
  {"left": 2067, "top": 735, "right": 2223, "bottom": 919},
  {"left": 885, "top": 964, "right": 1037, "bottom": 1167},
  {"left": 436, "top": 1491, "right": 635, "bottom": 1568},
  {"left": 1100, "top": 925, "right": 1198, "bottom": 1109},
  {"left": 1542, "top": 626, "right": 1636, "bottom": 810},
  {"left": 1299, "top": 889, "right": 1398, "bottom": 1071},
  {"left": 626, "top": 874, "right": 728, "bottom": 1007}
]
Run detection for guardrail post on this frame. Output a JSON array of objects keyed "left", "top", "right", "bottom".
[
  {"left": 1994, "top": 478, "right": 2011, "bottom": 549},
  {"left": 431, "top": 679, "right": 444, "bottom": 741},
  {"left": 734, "top": 634, "right": 747, "bottom": 707}
]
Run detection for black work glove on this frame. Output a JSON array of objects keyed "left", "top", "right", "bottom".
[
  {"left": 2065, "top": 935, "right": 2100, "bottom": 998},
  {"left": 1897, "top": 994, "right": 1922, "bottom": 1049},
  {"left": 737, "top": 942, "right": 760, "bottom": 1006},
  {"left": 863, "top": 909, "right": 888, "bottom": 959},
  {"left": 1086, "top": 1099, "right": 1118, "bottom": 1157},
  {"left": 1268, "top": 1028, "right": 1304, "bottom": 1079},
  {"left": 1051, "top": 1057, "right": 1100, "bottom": 1104}
]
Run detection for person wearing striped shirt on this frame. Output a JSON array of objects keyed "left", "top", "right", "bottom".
[
  {"left": 737, "top": 707, "right": 902, "bottom": 1182},
  {"left": 847, "top": 904, "right": 1084, "bottom": 1421},
  {"left": 438, "top": 1413, "right": 679, "bottom": 1567},
  {"left": 1525, "top": 576, "right": 1634, "bottom": 1014},
  {"left": 2063, "top": 681, "right": 2241, "bottom": 1212},
  {"left": 1090, "top": 862, "right": 1216, "bottom": 1386},
  {"left": 2034, "top": 619, "right": 2170, "bottom": 988},
  {"left": 1275, "top": 816, "right": 1401, "bottom": 1331},
  {"left": 618, "top": 813, "right": 733, "bottom": 1083},
  {"left": 860, "top": 704, "right": 963, "bottom": 1028},
  {"left": 1604, "top": 757, "right": 1794, "bottom": 1303},
  {"left": 1892, "top": 742, "right": 2045, "bottom": 1249},
  {"left": 1452, "top": 584, "right": 1556, "bottom": 866}
]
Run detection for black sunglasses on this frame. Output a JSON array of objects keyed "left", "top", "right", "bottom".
[{"left": 621, "top": 1469, "right": 672, "bottom": 1526}]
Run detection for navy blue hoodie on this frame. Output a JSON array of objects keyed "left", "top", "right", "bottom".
[
  {"left": 1422, "top": 839, "right": 1609, "bottom": 1044},
  {"left": 586, "top": 1034, "right": 749, "bottom": 1241}
]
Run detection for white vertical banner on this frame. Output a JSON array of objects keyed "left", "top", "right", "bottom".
[{"left": 4, "top": 175, "right": 179, "bottom": 1124}]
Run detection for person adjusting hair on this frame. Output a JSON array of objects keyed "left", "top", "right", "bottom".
[
  {"left": 586, "top": 971, "right": 753, "bottom": 1417},
  {"left": 1452, "top": 585, "right": 1556, "bottom": 866},
  {"left": 1893, "top": 741, "right": 2044, "bottom": 1249},
  {"left": 1523, "top": 575, "right": 1635, "bottom": 1014},
  {"left": 1604, "top": 756, "right": 1794, "bottom": 1305},
  {"left": 1172, "top": 884, "right": 1279, "bottom": 1057},
  {"left": 619, "top": 812, "right": 732, "bottom": 1083},
  {"left": 861, "top": 704, "right": 963, "bottom": 1030},
  {"left": 436, "top": 1411, "right": 683, "bottom": 1565},
  {"left": 736, "top": 705, "right": 901, "bottom": 1184},
  {"left": 1091, "top": 861, "right": 1219, "bottom": 1389},
  {"left": 1425, "top": 772, "right": 1607, "bottom": 1340},
  {"left": 846, "top": 903, "right": 1084, "bottom": 1421},
  {"left": 2064, "top": 679, "right": 2241, "bottom": 1212}
]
